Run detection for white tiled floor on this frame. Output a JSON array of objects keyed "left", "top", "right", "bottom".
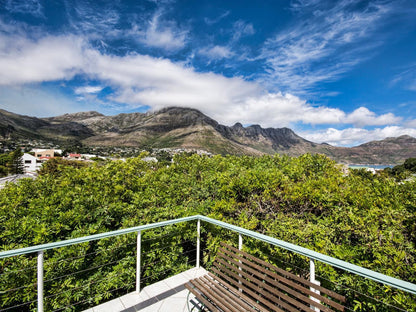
[{"left": 83, "top": 267, "right": 207, "bottom": 312}]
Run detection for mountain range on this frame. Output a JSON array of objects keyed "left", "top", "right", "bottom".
[{"left": 1, "top": 107, "right": 415, "bottom": 165}]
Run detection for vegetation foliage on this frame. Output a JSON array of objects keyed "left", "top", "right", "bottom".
[
  {"left": 0, "top": 153, "right": 415, "bottom": 311},
  {"left": 384, "top": 157, "right": 416, "bottom": 181},
  {"left": 0, "top": 149, "right": 23, "bottom": 177}
]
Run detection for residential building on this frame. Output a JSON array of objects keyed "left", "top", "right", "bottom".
[
  {"left": 34, "top": 149, "right": 55, "bottom": 158},
  {"left": 67, "top": 153, "right": 82, "bottom": 160},
  {"left": 22, "top": 153, "right": 44, "bottom": 173}
]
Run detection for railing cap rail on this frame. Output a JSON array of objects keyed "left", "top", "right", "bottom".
[
  {"left": 197, "top": 216, "right": 416, "bottom": 295},
  {"left": 0, "top": 215, "right": 199, "bottom": 258},
  {"left": 1, "top": 214, "right": 415, "bottom": 295}
]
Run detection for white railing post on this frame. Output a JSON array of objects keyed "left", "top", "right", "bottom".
[
  {"left": 196, "top": 219, "right": 200, "bottom": 268},
  {"left": 37, "top": 251, "right": 44, "bottom": 312},
  {"left": 238, "top": 233, "right": 243, "bottom": 292},
  {"left": 310, "top": 258, "right": 320, "bottom": 312},
  {"left": 136, "top": 231, "right": 141, "bottom": 293}
]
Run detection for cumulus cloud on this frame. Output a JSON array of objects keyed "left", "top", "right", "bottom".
[
  {"left": 344, "top": 107, "right": 401, "bottom": 127},
  {"left": 0, "top": 29, "right": 410, "bottom": 145},
  {"left": 0, "top": 34, "right": 85, "bottom": 85},
  {"left": 85, "top": 50, "right": 261, "bottom": 120},
  {"left": 302, "top": 126, "right": 416, "bottom": 146},
  {"left": 405, "top": 119, "right": 416, "bottom": 128},
  {"left": 239, "top": 93, "right": 344, "bottom": 127}
]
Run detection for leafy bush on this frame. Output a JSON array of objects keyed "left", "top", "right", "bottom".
[
  {"left": 0, "top": 153, "right": 415, "bottom": 311},
  {"left": 0, "top": 149, "right": 23, "bottom": 177}
]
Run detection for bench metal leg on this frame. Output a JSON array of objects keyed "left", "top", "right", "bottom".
[{"left": 187, "top": 290, "right": 206, "bottom": 312}]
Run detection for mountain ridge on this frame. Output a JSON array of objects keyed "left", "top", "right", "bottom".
[{"left": 1, "top": 107, "right": 415, "bottom": 164}]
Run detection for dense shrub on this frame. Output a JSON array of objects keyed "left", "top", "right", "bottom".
[{"left": 1, "top": 153, "right": 415, "bottom": 311}]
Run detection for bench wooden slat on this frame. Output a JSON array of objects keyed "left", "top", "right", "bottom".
[
  {"left": 207, "top": 272, "right": 275, "bottom": 312},
  {"left": 213, "top": 262, "right": 297, "bottom": 312},
  {"left": 185, "top": 282, "right": 220, "bottom": 312},
  {"left": 225, "top": 245, "right": 346, "bottom": 311},
  {"left": 211, "top": 266, "right": 284, "bottom": 312},
  {"left": 220, "top": 246, "right": 342, "bottom": 310},
  {"left": 219, "top": 248, "right": 342, "bottom": 312},
  {"left": 193, "top": 278, "right": 237, "bottom": 312},
  {"left": 216, "top": 257, "right": 318, "bottom": 312},
  {"left": 185, "top": 243, "right": 346, "bottom": 312},
  {"left": 199, "top": 275, "right": 256, "bottom": 312},
  {"left": 221, "top": 249, "right": 322, "bottom": 299},
  {"left": 218, "top": 251, "right": 336, "bottom": 312},
  {"left": 221, "top": 243, "right": 346, "bottom": 303}
]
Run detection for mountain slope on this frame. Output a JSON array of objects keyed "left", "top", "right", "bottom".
[
  {"left": 1, "top": 107, "right": 415, "bottom": 164},
  {"left": 0, "top": 109, "right": 94, "bottom": 142},
  {"left": 333, "top": 135, "right": 416, "bottom": 164}
]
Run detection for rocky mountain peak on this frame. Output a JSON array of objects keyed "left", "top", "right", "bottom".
[
  {"left": 153, "top": 106, "right": 219, "bottom": 128},
  {"left": 1, "top": 107, "right": 415, "bottom": 164},
  {"left": 49, "top": 111, "right": 104, "bottom": 122}
]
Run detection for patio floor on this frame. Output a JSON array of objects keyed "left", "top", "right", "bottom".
[{"left": 83, "top": 267, "right": 207, "bottom": 312}]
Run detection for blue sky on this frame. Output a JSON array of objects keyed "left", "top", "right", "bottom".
[{"left": 0, "top": 0, "right": 416, "bottom": 146}]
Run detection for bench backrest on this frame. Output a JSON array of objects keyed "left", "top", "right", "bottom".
[{"left": 212, "top": 242, "right": 346, "bottom": 312}]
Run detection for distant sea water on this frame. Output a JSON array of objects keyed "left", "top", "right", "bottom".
[{"left": 348, "top": 164, "right": 393, "bottom": 170}]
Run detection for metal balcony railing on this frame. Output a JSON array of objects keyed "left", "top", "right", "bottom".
[{"left": 1, "top": 215, "right": 416, "bottom": 312}]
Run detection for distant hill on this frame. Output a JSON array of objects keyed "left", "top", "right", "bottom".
[
  {"left": 332, "top": 135, "right": 416, "bottom": 165},
  {"left": 0, "top": 109, "right": 94, "bottom": 142},
  {"left": 1, "top": 107, "right": 415, "bottom": 164}
]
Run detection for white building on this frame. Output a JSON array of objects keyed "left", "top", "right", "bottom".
[
  {"left": 22, "top": 153, "right": 44, "bottom": 174},
  {"left": 81, "top": 154, "right": 98, "bottom": 160}
]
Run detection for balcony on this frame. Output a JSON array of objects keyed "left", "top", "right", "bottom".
[{"left": 1, "top": 215, "right": 416, "bottom": 312}]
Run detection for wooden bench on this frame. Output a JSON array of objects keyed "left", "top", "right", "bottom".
[{"left": 185, "top": 242, "right": 346, "bottom": 312}]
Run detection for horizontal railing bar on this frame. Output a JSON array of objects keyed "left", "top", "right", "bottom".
[
  {"left": 198, "top": 215, "right": 416, "bottom": 295},
  {"left": 1, "top": 214, "right": 415, "bottom": 295},
  {"left": 0, "top": 215, "right": 198, "bottom": 259}
]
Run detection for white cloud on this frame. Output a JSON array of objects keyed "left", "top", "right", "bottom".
[
  {"left": 302, "top": 126, "right": 416, "bottom": 146},
  {"left": 344, "top": 107, "right": 401, "bottom": 127},
  {"left": 231, "top": 20, "right": 255, "bottom": 42},
  {"left": 74, "top": 86, "right": 104, "bottom": 95},
  {"left": 198, "top": 45, "right": 234, "bottom": 60},
  {"left": 239, "top": 93, "right": 345, "bottom": 127},
  {"left": 390, "top": 64, "right": 416, "bottom": 92},
  {"left": 261, "top": 1, "right": 395, "bottom": 92},
  {"left": 85, "top": 51, "right": 261, "bottom": 120},
  {"left": 196, "top": 20, "right": 254, "bottom": 62},
  {"left": 405, "top": 119, "right": 416, "bottom": 128},
  {"left": 0, "top": 34, "right": 84, "bottom": 85},
  {"left": 204, "top": 10, "right": 230, "bottom": 25},
  {"left": 132, "top": 10, "right": 187, "bottom": 51},
  {"left": 0, "top": 28, "right": 408, "bottom": 147},
  {"left": 65, "top": 1, "right": 120, "bottom": 39}
]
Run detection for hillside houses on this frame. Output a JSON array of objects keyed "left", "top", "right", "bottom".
[{"left": 21, "top": 149, "right": 97, "bottom": 174}]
